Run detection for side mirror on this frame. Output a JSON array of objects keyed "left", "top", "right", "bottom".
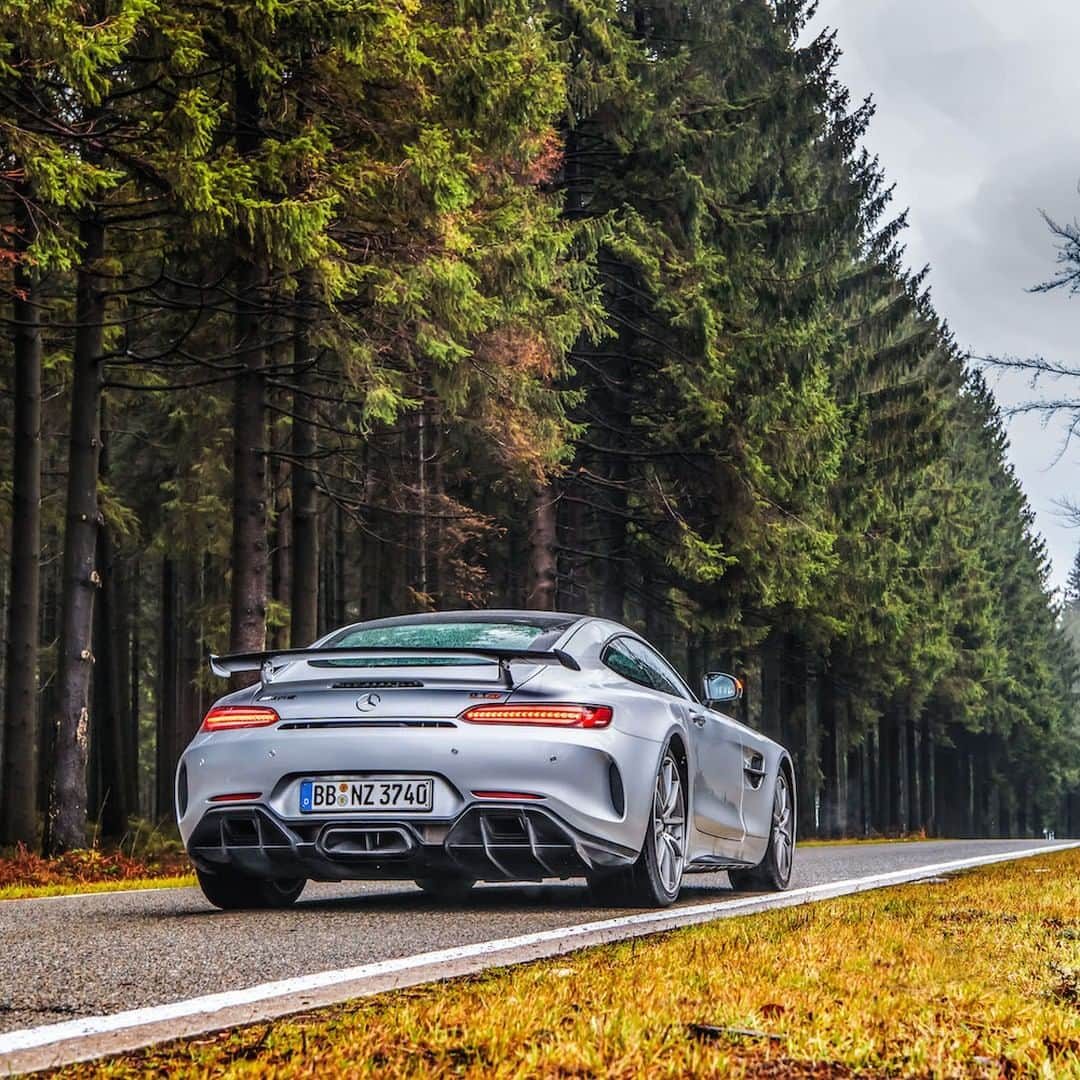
[{"left": 702, "top": 672, "right": 743, "bottom": 708}]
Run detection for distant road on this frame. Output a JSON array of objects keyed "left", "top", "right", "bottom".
[{"left": 0, "top": 838, "right": 1072, "bottom": 1073}]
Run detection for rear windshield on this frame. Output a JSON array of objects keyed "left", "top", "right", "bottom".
[{"left": 319, "top": 620, "right": 563, "bottom": 667}]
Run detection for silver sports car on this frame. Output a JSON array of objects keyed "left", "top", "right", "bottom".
[{"left": 177, "top": 611, "right": 795, "bottom": 910}]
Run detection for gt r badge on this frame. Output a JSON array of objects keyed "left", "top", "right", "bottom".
[{"left": 355, "top": 692, "right": 381, "bottom": 712}]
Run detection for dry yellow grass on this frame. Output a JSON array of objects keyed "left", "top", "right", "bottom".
[
  {"left": 55, "top": 850, "right": 1080, "bottom": 1078},
  {"left": 0, "top": 875, "right": 195, "bottom": 901},
  {"left": 796, "top": 835, "right": 939, "bottom": 848}
]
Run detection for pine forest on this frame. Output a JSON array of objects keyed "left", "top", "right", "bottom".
[{"left": 1, "top": 0, "right": 1077, "bottom": 855}]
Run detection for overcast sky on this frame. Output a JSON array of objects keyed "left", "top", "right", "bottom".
[{"left": 803, "top": 0, "right": 1080, "bottom": 596}]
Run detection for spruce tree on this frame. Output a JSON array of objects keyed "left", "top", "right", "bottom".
[{"left": 1065, "top": 546, "right": 1080, "bottom": 608}]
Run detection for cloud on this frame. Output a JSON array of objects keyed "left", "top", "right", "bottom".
[{"left": 807, "top": 0, "right": 1080, "bottom": 590}]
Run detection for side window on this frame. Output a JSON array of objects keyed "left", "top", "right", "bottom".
[
  {"left": 623, "top": 639, "right": 689, "bottom": 699},
  {"left": 602, "top": 636, "right": 690, "bottom": 699},
  {"left": 601, "top": 638, "right": 655, "bottom": 690}
]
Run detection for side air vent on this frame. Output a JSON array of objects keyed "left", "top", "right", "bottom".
[
  {"left": 332, "top": 680, "right": 425, "bottom": 689},
  {"left": 608, "top": 761, "right": 625, "bottom": 817}
]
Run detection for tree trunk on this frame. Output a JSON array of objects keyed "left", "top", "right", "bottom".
[
  {"left": 595, "top": 273, "right": 632, "bottom": 622},
  {"left": 123, "top": 559, "right": 140, "bottom": 815},
  {"left": 229, "top": 260, "right": 269, "bottom": 663},
  {"left": 37, "top": 551, "right": 59, "bottom": 816},
  {"left": 870, "top": 716, "right": 883, "bottom": 833},
  {"left": 45, "top": 212, "right": 105, "bottom": 854},
  {"left": 526, "top": 482, "right": 558, "bottom": 610},
  {"left": 760, "top": 632, "right": 783, "bottom": 745},
  {"left": 859, "top": 726, "right": 871, "bottom": 836},
  {"left": 334, "top": 500, "right": 346, "bottom": 623},
  {"left": 289, "top": 284, "right": 319, "bottom": 647},
  {"left": 920, "top": 714, "right": 935, "bottom": 836},
  {"left": 895, "top": 705, "right": 909, "bottom": 834},
  {"left": 92, "top": 489, "right": 128, "bottom": 838},
  {"left": 1, "top": 228, "right": 43, "bottom": 846},
  {"left": 430, "top": 414, "right": 445, "bottom": 605},
  {"left": 966, "top": 746, "right": 976, "bottom": 836},
  {"left": 155, "top": 558, "right": 178, "bottom": 820},
  {"left": 824, "top": 677, "right": 847, "bottom": 838},
  {"left": 270, "top": 444, "right": 291, "bottom": 650},
  {"left": 93, "top": 408, "right": 130, "bottom": 838},
  {"left": 800, "top": 659, "right": 821, "bottom": 838},
  {"left": 416, "top": 408, "right": 429, "bottom": 605},
  {"left": 178, "top": 561, "right": 202, "bottom": 770},
  {"left": 877, "top": 710, "right": 895, "bottom": 833},
  {"left": 933, "top": 736, "right": 948, "bottom": 837},
  {"left": 228, "top": 68, "right": 269, "bottom": 675}
]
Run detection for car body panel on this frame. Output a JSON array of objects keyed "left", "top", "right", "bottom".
[
  {"left": 177, "top": 610, "right": 793, "bottom": 888},
  {"left": 688, "top": 704, "right": 747, "bottom": 841}
]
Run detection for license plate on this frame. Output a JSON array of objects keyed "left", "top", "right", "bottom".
[{"left": 299, "top": 777, "right": 434, "bottom": 814}]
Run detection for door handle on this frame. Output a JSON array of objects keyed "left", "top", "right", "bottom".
[{"left": 690, "top": 713, "right": 707, "bottom": 727}]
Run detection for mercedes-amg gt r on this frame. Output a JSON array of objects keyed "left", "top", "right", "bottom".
[{"left": 177, "top": 611, "right": 796, "bottom": 909}]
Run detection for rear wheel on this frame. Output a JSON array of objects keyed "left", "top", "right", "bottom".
[
  {"left": 414, "top": 874, "right": 476, "bottom": 900},
  {"left": 728, "top": 768, "right": 794, "bottom": 892},
  {"left": 588, "top": 745, "right": 685, "bottom": 908},
  {"left": 196, "top": 868, "right": 306, "bottom": 910}
]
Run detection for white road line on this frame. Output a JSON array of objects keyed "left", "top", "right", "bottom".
[{"left": 0, "top": 841, "right": 1075, "bottom": 1070}]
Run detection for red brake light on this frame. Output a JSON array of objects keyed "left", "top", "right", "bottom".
[
  {"left": 460, "top": 703, "right": 612, "bottom": 728},
  {"left": 201, "top": 705, "right": 280, "bottom": 732}
]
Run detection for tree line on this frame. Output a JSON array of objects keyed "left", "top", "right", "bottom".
[{"left": 1, "top": 0, "right": 1076, "bottom": 854}]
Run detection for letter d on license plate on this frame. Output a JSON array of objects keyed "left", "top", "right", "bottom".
[{"left": 299, "top": 777, "right": 434, "bottom": 813}]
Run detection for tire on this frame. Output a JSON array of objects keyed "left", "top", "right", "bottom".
[
  {"left": 414, "top": 874, "right": 476, "bottom": 900},
  {"left": 196, "top": 868, "right": 306, "bottom": 910},
  {"left": 588, "top": 745, "right": 686, "bottom": 908},
  {"left": 728, "top": 767, "right": 795, "bottom": 892}
]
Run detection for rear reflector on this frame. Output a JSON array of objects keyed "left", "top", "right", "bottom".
[
  {"left": 459, "top": 703, "right": 613, "bottom": 728},
  {"left": 201, "top": 705, "right": 280, "bottom": 732},
  {"left": 209, "top": 792, "right": 261, "bottom": 802},
  {"left": 471, "top": 790, "right": 543, "bottom": 800}
]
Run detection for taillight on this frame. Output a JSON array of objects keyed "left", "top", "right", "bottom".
[
  {"left": 201, "top": 705, "right": 280, "bottom": 732},
  {"left": 459, "top": 703, "right": 613, "bottom": 728}
]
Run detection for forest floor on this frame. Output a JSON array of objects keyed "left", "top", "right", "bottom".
[
  {"left": 0, "top": 828, "right": 193, "bottom": 899},
  {"left": 49, "top": 848, "right": 1080, "bottom": 1078}
]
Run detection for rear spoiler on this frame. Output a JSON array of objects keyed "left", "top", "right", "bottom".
[{"left": 209, "top": 645, "right": 581, "bottom": 688}]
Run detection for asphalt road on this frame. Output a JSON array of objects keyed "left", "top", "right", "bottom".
[{"left": 0, "top": 838, "right": 1061, "bottom": 1036}]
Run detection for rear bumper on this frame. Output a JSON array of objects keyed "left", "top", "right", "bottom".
[
  {"left": 186, "top": 802, "right": 639, "bottom": 883},
  {"left": 177, "top": 721, "right": 664, "bottom": 867}
]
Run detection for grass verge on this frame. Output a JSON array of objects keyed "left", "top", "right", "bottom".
[
  {"left": 52, "top": 849, "right": 1080, "bottom": 1078},
  {"left": 0, "top": 874, "right": 195, "bottom": 901},
  {"left": 796, "top": 833, "right": 939, "bottom": 848},
  {"left": 0, "top": 838, "right": 192, "bottom": 900}
]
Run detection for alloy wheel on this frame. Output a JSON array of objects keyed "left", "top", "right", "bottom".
[
  {"left": 772, "top": 771, "right": 794, "bottom": 882},
  {"left": 653, "top": 751, "right": 686, "bottom": 894}
]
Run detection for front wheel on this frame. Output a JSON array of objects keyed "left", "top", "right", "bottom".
[
  {"left": 196, "top": 868, "right": 306, "bottom": 910},
  {"left": 728, "top": 768, "right": 795, "bottom": 892},
  {"left": 588, "top": 745, "right": 686, "bottom": 908}
]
